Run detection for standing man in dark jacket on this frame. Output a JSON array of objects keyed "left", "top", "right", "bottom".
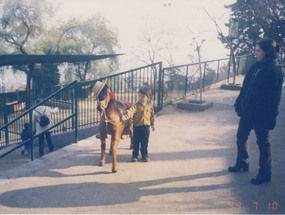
[{"left": 228, "top": 39, "right": 283, "bottom": 185}]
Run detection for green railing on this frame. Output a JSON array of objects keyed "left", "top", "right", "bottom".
[
  {"left": 0, "top": 62, "right": 163, "bottom": 148},
  {"left": 162, "top": 55, "right": 255, "bottom": 105},
  {"left": 0, "top": 81, "right": 78, "bottom": 160},
  {"left": 0, "top": 55, "right": 255, "bottom": 150}
]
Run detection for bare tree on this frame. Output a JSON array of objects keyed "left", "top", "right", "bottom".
[
  {"left": 135, "top": 26, "right": 175, "bottom": 67},
  {"left": 190, "top": 36, "right": 206, "bottom": 103},
  {"left": 204, "top": 8, "right": 238, "bottom": 85}
]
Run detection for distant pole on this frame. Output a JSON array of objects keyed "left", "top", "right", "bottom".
[
  {"left": 228, "top": 18, "right": 239, "bottom": 85},
  {"left": 227, "top": 37, "right": 232, "bottom": 83},
  {"left": 197, "top": 44, "right": 202, "bottom": 103},
  {"left": 195, "top": 40, "right": 205, "bottom": 103}
]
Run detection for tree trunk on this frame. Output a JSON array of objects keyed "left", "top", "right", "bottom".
[
  {"left": 197, "top": 46, "right": 203, "bottom": 103},
  {"left": 231, "top": 49, "right": 237, "bottom": 85},
  {"left": 83, "top": 61, "right": 90, "bottom": 81}
]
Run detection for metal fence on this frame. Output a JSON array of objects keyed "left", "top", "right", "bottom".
[
  {"left": 162, "top": 55, "right": 255, "bottom": 104},
  {"left": 74, "top": 62, "right": 163, "bottom": 130},
  {"left": 0, "top": 84, "right": 64, "bottom": 108},
  {"left": 0, "top": 56, "right": 255, "bottom": 148},
  {"left": 0, "top": 62, "right": 163, "bottom": 147},
  {"left": 0, "top": 81, "right": 78, "bottom": 157}
]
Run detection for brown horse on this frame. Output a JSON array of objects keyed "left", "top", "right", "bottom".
[{"left": 92, "top": 81, "right": 133, "bottom": 173}]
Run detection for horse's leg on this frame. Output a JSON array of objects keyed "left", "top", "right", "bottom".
[
  {"left": 99, "top": 122, "right": 106, "bottom": 166},
  {"left": 129, "top": 126, "right": 133, "bottom": 149},
  {"left": 100, "top": 137, "right": 106, "bottom": 166},
  {"left": 109, "top": 140, "right": 112, "bottom": 155},
  {"left": 111, "top": 131, "right": 121, "bottom": 173},
  {"left": 104, "top": 123, "right": 112, "bottom": 155},
  {"left": 130, "top": 137, "right": 133, "bottom": 149}
]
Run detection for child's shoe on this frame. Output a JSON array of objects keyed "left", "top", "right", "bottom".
[
  {"left": 142, "top": 156, "right": 150, "bottom": 162},
  {"left": 131, "top": 156, "right": 138, "bottom": 162}
]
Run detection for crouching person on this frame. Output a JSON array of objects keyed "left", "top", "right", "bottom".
[{"left": 33, "top": 98, "right": 58, "bottom": 157}]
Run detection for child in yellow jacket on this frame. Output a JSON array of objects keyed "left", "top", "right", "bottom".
[{"left": 122, "top": 86, "right": 155, "bottom": 162}]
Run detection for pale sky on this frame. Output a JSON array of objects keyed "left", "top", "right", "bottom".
[
  {"left": 52, "top": 0, "right": 236, "bottom": 71},
  {"left": 2, "top": 0, "right": 236, "bottom": 92}
]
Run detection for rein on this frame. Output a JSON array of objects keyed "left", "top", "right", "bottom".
[
  {"left": 98, "top": 90, "right": 123, "bottom": 135},
  {"left": 102, "top": 108, "right": 123, "bottom": 126}
]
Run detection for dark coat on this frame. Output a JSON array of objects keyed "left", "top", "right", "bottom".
[
  {"left": 21, "top": 129, "right": 33, "bottom": 146},
  {"left": 234, "top": 60, "right": 283, "bottom": 130}
]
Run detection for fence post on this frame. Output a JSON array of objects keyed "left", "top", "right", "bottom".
[
  {"left": 216, "top": 60, "right": 220, "bottom": 83},
  {"left": 3, "top": 106, "right": 9, "bottom": 145},
  {"left": 161, "top": 69, "right": 165, "bottom": 108},
  {"left": 131, "top": 72, "right": 134, "bottom": 104},
  {"left": 157, "top": 62, "right": 163, "bottom": 110},
  {"left": 74, "top": 81, "right": 78, "bottom": 143},
  {"left": 71, "top": 85, "right": 75, "bottom": 130},
  {"left": 227, "top": 57, "right": 231, "bottom": 83},
  {"left": 203, "top": 62, "right": 206, "bottom": 90},
  {"left": 185, "top": 65, "right": 189, "bottom": 96},
  {"left": 28, "top": 109, "right": 34, "bottom": 161}
]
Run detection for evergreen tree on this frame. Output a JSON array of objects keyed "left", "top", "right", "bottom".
[
  {"left": 224, "top": 0, "right": 285, "bottom": 55},
  {"left": 33, "top": 63, "right": 60, "bottom": 91}
]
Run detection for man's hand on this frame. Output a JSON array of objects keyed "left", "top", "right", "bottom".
[
  {"left": 121, "top": 115, "right": 127, "bottom": 121},
  {"left": 151, "top": 126, "right": 155, "bottom": 131}
]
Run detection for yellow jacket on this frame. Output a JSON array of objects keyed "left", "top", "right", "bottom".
[{"left": 124, "top": 102, "right": 154, "bottom": 127}]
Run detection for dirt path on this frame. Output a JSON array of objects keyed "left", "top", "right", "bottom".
[{"left": 0, "top": 76, "right": 284, "bottom": 214}]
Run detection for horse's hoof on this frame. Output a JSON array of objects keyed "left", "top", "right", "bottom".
[
  {"left": 99, "top": 161, "right": 104, "bottom": 166},
  {"left": 112, "top": 169, "right": 117, "bottom": 173}
]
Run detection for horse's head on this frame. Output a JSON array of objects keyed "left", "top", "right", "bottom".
[
  {"left": 90, "top": 81, "right": 111, "bottom": 112},
  {"left": 96, "top": 85, "right": 111, "bottom": 112}
]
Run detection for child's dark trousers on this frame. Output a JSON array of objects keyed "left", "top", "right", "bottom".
[{"left": 132, "top": 125, "right": 150, "bottom": 158}]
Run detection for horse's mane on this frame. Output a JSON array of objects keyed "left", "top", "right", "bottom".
[
  {"left": 98, "top": 86, "right": 128, "bottom": 116},
  {"left": 110, "top": 100, "right": 127, "bottom": 116}
]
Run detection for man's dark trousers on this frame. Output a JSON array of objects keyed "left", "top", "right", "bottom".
[
  {"left": 39, "top": 132, "right": 54, "bottom": 157},
  {"left": 236, "top": 117, "right": 271, "bottom": 176}
]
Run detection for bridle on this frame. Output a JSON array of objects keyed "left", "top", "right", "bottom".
[{"left": 97, "top": 89, "right": 123, "bottom": 127}]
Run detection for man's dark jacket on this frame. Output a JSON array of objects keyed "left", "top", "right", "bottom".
[{"left": 234, "top": 59, "right": 283, "bottom": 130}]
